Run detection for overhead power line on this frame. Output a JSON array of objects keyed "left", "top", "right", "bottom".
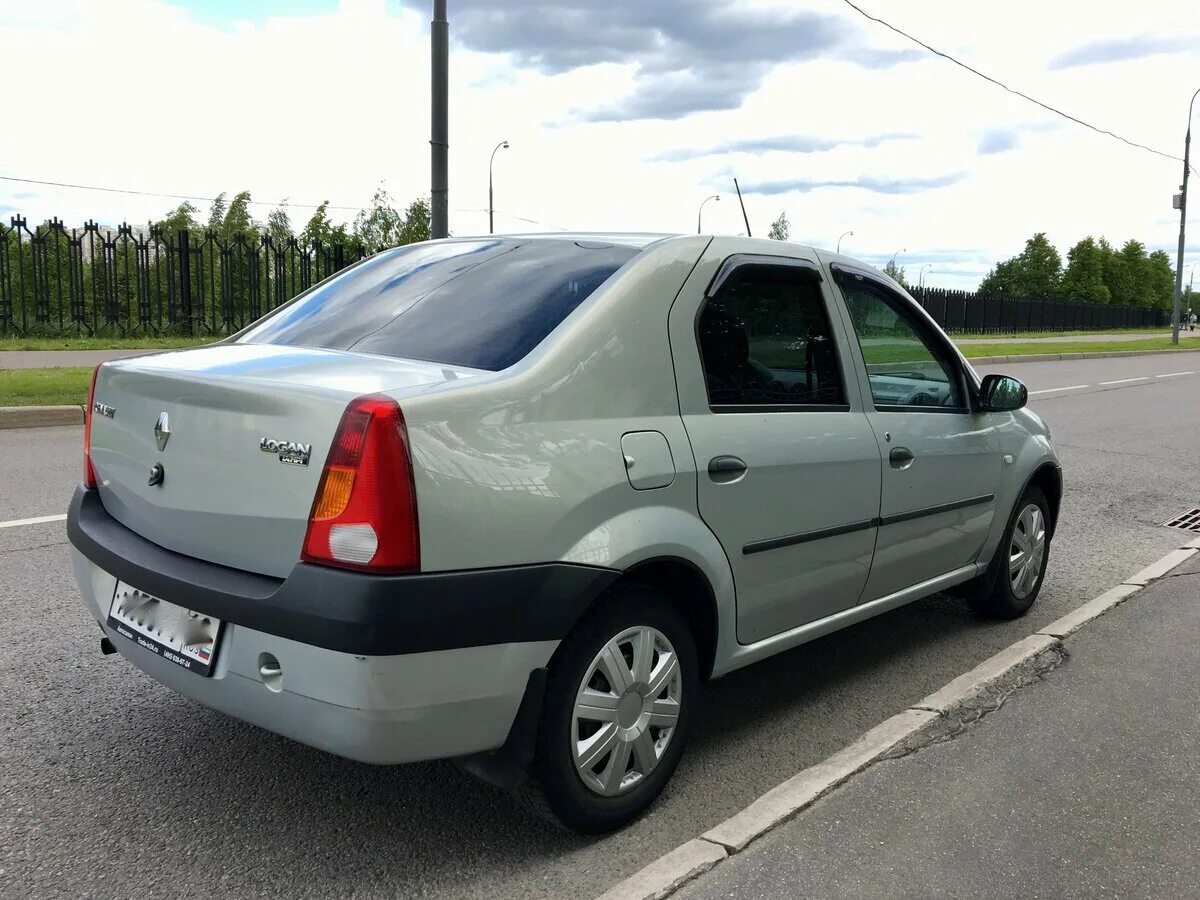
[
  {"left": 0, "top": 174, "right": 361, "bottom": 211},
  {"left": 840, "top": 0, "right": 1185, "bottom": 165}
]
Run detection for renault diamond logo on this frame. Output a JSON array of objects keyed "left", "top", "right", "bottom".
[{"left": 154, "top": 412, "right": 170, "bottom": 451}]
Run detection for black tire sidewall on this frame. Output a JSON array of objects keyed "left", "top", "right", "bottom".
[
  {"left": 533, "top": 585, "right": 698, "bottom": 834},
  {"left": 984, "top": 485, "right": 1051, "bottom": 617}
]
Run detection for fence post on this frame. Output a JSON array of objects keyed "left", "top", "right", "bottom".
[{"left": 178, "top": 228, "right": 192, "bottom": 336}]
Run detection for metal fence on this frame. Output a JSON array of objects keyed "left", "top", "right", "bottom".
[
  {"left": 0, "top": 216, "right": 1174, "bottom": 336},
  {"left": 912, "top": 286, "right": 1169, "bottom": 334},
  {"left": 0, "top": 216, "right": 377, "bottom": 336}
]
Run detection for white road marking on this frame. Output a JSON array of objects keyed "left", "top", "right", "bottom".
[
  {"left": 0, "top": 513, "right": 67, "bottom": 530},
  {"left": 1028, "top": 384, "right": 1091, "bottom": 395},
  {"left": 1155, "top": 371, "right": 1195, "bottom": 378},
  {"left": 1099, "top": 377, "right": 1150, "bottom": 385}
]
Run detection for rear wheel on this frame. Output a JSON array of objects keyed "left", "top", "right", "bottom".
[
  {"left": 967, "top": 485, "right": 1051, "bottom": 619},
  {"left": 525, "top": 583, "right": 698, "bottom": 833}
]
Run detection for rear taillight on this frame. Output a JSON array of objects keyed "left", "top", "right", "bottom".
[
  {"left": 83, "top": 364, "right": 102, "bottom": 489},
  {"left": 301, "top": 394, "right": 420, "bottom": 573}
]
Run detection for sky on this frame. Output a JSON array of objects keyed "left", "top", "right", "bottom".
[{"left": 1, "top": 0, "right": 1197, "bottom": 290}]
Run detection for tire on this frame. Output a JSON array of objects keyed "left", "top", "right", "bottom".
[
  {"left": 967, "top": 485, "right": 1051, "bottom": 619},
  {"left": 521, "top": 582, "right": 699, "bottom": 834}
]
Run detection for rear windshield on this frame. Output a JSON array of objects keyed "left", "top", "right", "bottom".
[{"left": 237, "top": 239, "right": 639, "bottom": 371}]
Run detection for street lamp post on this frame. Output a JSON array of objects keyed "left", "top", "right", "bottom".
[
  {"left": 837, "top": 230, "right": 853, "bottom": 253},
  {"left": 488, "top": 140, "right": 510, "bottom": 234},
  {"left": 1172, "top": 87, "right": 1199, "bottom": 345},
  {"left": 919, "top": 264, "right": 932, "bottom": 289},
  {"left": 697, "top": 195, "right": 720, "bottom": 234},
  {"left": 889, "top": 248, "right": 906, "bottom": 273}
]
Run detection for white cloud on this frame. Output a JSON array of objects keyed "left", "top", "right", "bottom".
[{"left": 1, "top": 0, "right": 1197, "bottom": 290}]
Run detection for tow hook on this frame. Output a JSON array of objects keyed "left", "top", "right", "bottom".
[{"left": 100, "top": 636, "right": 117, "bottom": 656}]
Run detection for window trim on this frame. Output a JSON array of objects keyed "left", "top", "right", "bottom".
[
  {"left": 830, "top": 265, "right": 972, "bottom": 415},
  {"left": 694, "top": 255, "right": 851, "bottom": 414}
]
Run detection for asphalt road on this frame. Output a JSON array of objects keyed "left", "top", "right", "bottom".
[{"left": 2, "top": 353, "right": 1197, "bottom": 900}]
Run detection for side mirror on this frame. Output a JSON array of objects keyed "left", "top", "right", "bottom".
[{"left": 979, "top": 374, "right": 1027, "bottom": 412}]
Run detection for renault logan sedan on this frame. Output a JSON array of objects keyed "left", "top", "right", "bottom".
[{"left": 68, "top": 234, "right": 1060, "bottom": 833}]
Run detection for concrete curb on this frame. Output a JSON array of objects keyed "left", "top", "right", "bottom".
[
  {"left": 966, "top": 347, "right": 1200, "bottom": 365},
  {"left": 598, "top": 539, "right": 1200, "bottom": 900},
  {"left": 702, "top": 708, "right": 938, "bottom": 853},
  {"left": 0, "top": 405, "right": 84, "bottom": 429},
  {"left": 595, "top": 841, "right": 727, "bottom": 900}
]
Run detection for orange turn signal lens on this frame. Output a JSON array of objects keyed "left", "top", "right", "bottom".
[{"left": 311, "top": 467, "right": 355, "bottom": 521}]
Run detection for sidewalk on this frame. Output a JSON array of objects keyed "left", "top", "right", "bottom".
[
  {"left": 0, "top": 349, "right": 153, "bottom": 370},
  {"left": 678, "top": 553, "right": 1200, "bottom": 900},
  {"left": 955, "top": 330, "right": 1199, "bottom": 345}
]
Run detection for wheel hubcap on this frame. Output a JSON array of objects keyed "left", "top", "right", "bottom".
[
  {"left": 571, "top": 625, "right": 682, "bottom": 797},
  {"left": 1009, "top": 503, "right": 1046, "bottom": 600}
]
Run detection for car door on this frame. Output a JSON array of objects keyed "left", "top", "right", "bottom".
[
  {"left": 669, "top": 246, "right": 882, "bottom": 645},
  {"left": 829, "top": 265, "right": 1003, "bottom": 602}
]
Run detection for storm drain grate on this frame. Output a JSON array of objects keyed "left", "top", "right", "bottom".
[{"left": 1163, "top": 508, "right": 1200, "bottom": 532}]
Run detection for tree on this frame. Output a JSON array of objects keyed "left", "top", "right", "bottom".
[
  {"left": 1059, "top": 237, "right": 1110, "bottom": 303},
  {"left": 881, "top": 259, "right": 909, "bottom": 288},
  {"left": 300, "top": 201, "right": 352, "bottom": 247},
  {"left": 979, "top": 258, "right": 1023, "bottom": 296},
  {"left": 767, "top": 211, "right": 789, "bottom": 241},
  {"left": 267, "top": 200, "right": 293, "bottom": 247},
  {"left": 1018, "top": 233, "right": 1062, "bottom": 298},
  {"left": 396, "top": 197, "right": 430, "bottom": 246},
  {"left": 353, "top": 183, "right": 404, "bottom": 248},
  {"left": 1146, "top": 250, "right": 1175, "bottom": 309},
  {"left": 153, "top": 201, "right": 200, "bottom": 235},
  {"left": 980, "top": 232, "right": 1061, "bottom": 298},
  {"left": 207, "top": 193, "right": 227, "bottom": 230},
  {"left": 1099, "top": 238, "right": 1135, "bottom": 306},
  {"left": 1117, "top": 240, "right": 1152, "bottom": 307},
  {"left": 220, "top": 190, "right": 255, "bottom": 242}
]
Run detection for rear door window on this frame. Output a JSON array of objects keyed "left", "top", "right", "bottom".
[{"left": 238, "top": 239, "right": 639, "bottom": 371}]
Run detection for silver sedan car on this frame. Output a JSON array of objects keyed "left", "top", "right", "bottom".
[{"left": 68, "top": 234, "right": 1060, "bottom": 833}]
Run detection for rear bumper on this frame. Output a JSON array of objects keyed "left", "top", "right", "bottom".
[
  {"left": 67, "top": 485, "right": 618, "bottom": 763},
  {"left": 67, "top": 485, "right": 618, "bottom": 655}
]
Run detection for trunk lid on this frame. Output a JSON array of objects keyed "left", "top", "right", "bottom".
[{"left": 89, "top": 343, "right": 479, "bottom": 577}]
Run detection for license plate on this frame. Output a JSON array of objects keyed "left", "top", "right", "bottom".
[{"left": 107, "top": 581, "right": 223, "bottom": 677}]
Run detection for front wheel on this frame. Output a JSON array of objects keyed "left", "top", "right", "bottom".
[
  {"left": 524, "top": 583, "right": 698, "bottom": 834},
  {"left": 968, "top": 485, "right": 1051, "bottom": 619}
]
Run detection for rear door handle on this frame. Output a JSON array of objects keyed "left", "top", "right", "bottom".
[
  {"left": 708, "top": 455, "right": 747, "bottom": 480},
  {"left": 889, "top": 447, "right": 914, "bottom": 469}
]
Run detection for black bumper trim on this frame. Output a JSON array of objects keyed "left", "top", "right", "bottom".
[{"left": 67, "top": 486, "right": 620, "bottom": 656}]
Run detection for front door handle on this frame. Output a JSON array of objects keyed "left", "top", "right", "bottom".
[
  {"left": 708, "top": 455, "right": 747, "bottom": 481},
  {"left": 889, "top": 447, "right": 914, "bottom": 469}
]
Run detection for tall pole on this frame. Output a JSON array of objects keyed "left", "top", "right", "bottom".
[
  {"left": 837, "top": 230, "right": 853, "bottom": 253},
  {"left": 919, "top": 264, "right": 931, "bottom": 288},
  {"left": 890, "top": 248, "right": 905, "bottom": 268},
  {"left": 489, "top": 140, "right": 509, "bottom": 234},
  {"left": 697, "top": 194, "right": 719, "bottom": 234},
  {"left": 430, "top": 0, "right": 449, "bottom": 239},
  {"left": 1173, "top": 88, "right": 1199, "bottom": 344}
]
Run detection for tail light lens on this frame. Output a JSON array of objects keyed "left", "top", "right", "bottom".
[
  {"left": 83, "top": 364, "right": 102, "bottom": 489},
  {"left": 301, "top": 394, "right": 420, "bottom": 573}
]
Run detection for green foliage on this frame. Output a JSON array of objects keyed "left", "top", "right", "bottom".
[
  {"left": 154, "top": 201, "right": 200, "bottom": 234},
  {"left": 397, "top": 197, "right": 431, "bottom": 246},
  {"left": 1059, "top": 237, "right": 1110, "bottom": 304},
  {"left": 207, "top": 193, "right": 227, "bottom": 230},
  {"left": 881, "top": 259, "right": 909, "bottom": 288},
  {"left": 1146, "top": 250, "right": 1175, "bottom": 309},
  {"left": 984, "top": 232, "right": 1176, "bottom": 308},
  {"left": 979, "top": 233, "right": 1061, "bottom": 297},
  {"left": 220, "top": 191, "right": 255, "bottom": 242},
  {"left": 767, "top": 211, "right": 789, "bottom": 241},
  {"left": 267, "top": 200, "right": 293, "bottom": 247}
]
